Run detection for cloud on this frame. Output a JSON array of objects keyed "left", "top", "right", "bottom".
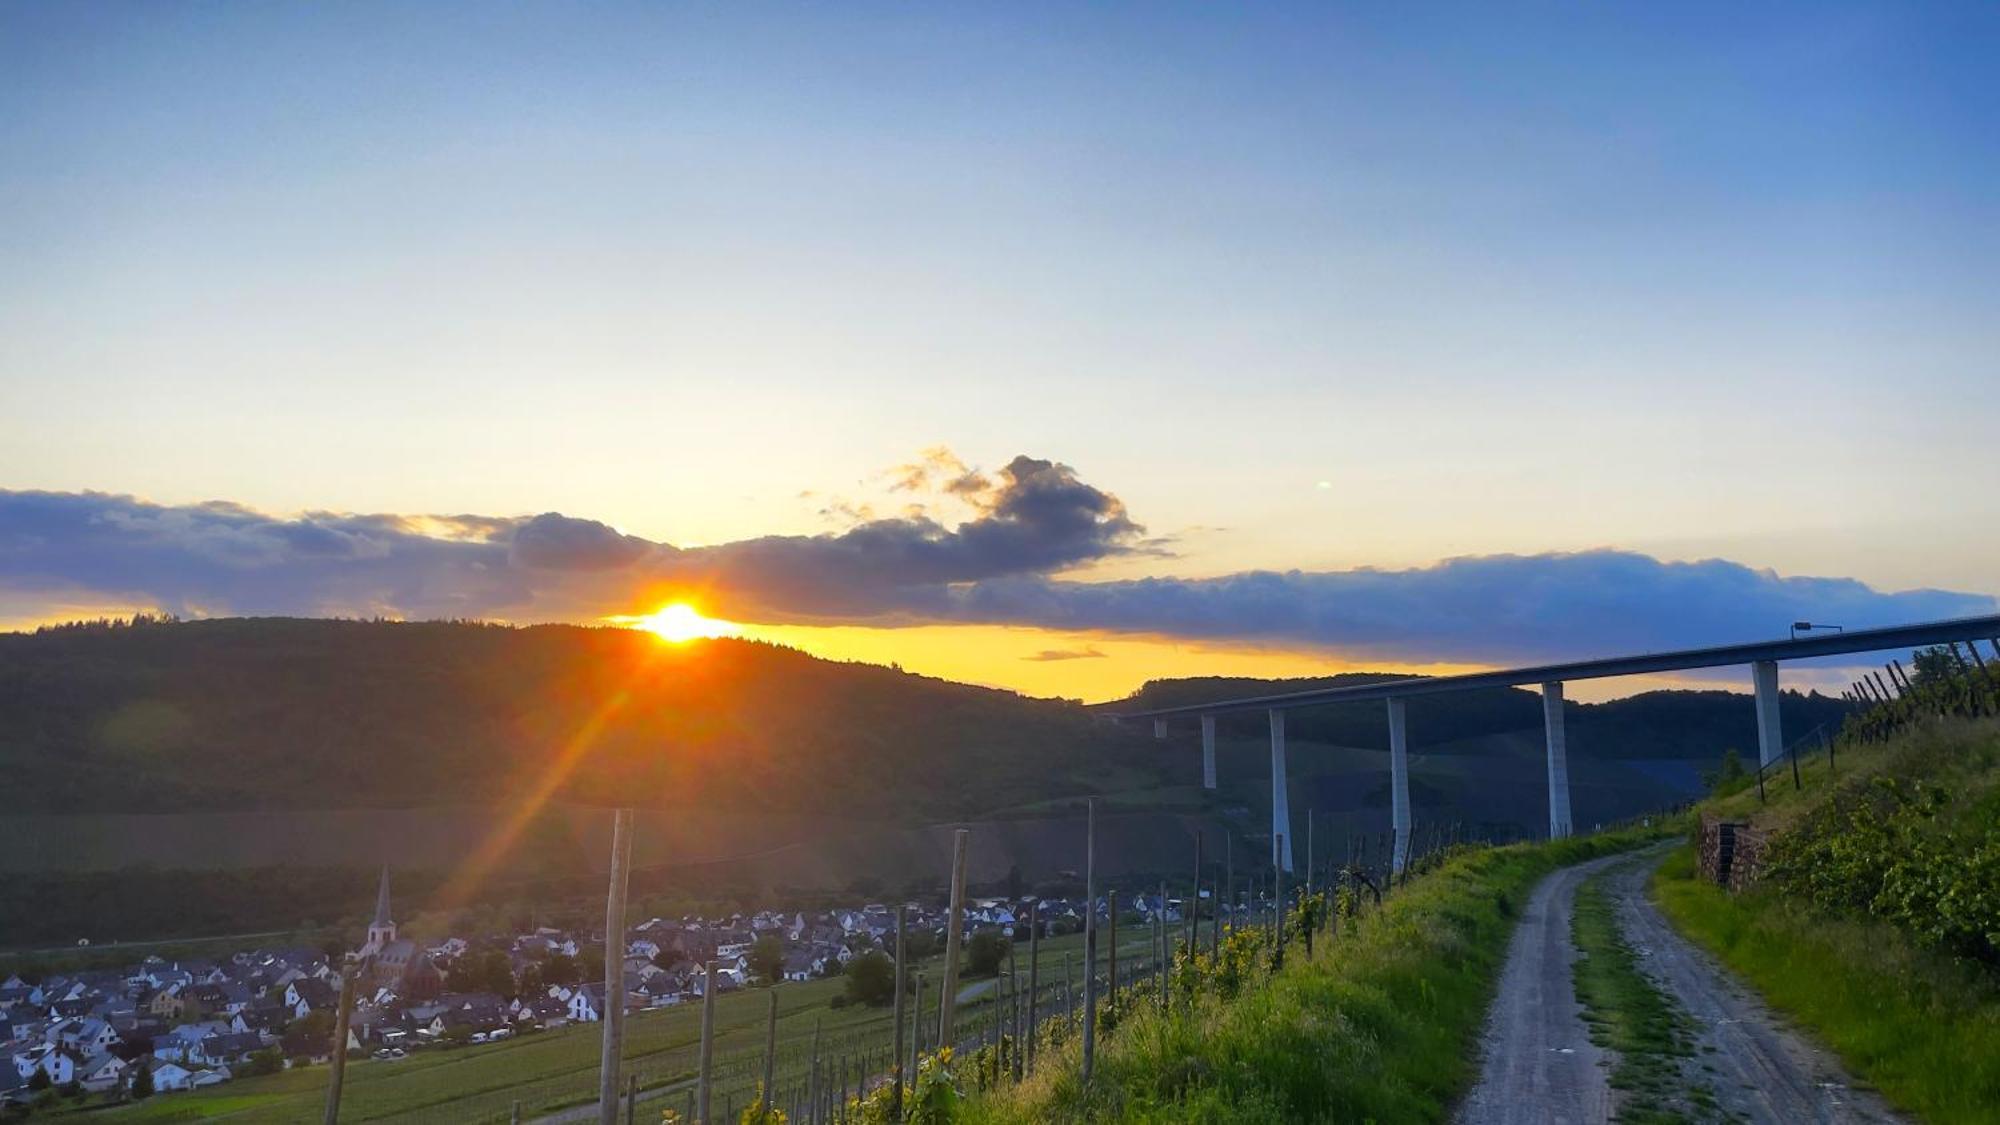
[
  {"left": 508, "top": 514, "right": 654, "bottom": 571},
  {"left": 0, "top": 454, "right": 1142, "bottom": 623},
  {"left": 1021, "top": 646, "right": 1109, "bottom": 662},
  {"left": 3, "top": 463, "right": 1992, "bottom": 672},
  {"left": 941, "top": 552, "right": 1996, "bottom": 665},
  {"left": 885, "top": 445, "right": 991, "bottom": 502}
]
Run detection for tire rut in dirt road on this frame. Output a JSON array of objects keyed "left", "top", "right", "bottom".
[
  {"left": 1603, "top": 854, "right": 1903, "bottom": 1125},
  {"left": 1455, "top": 852, "right": 1627, "bottom": 1125}
]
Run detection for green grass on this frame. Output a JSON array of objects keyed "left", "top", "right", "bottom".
[
  {"left": 1568, "top": 864, "right": 1707, "bottom": 1124},
  {"left": 961, "top": 824, "right": 1676, "bottom": 1124},
  {"left": 1652, "top": 843, "right": 2000, "bottom": 1125}
]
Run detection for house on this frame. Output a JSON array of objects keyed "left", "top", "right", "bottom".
[
  {"left": 635, "top": 977, "right": 683, "bottom": 1008},
  {"left": 145, "top": 980, "right": 186, "bottom": 1016},
  {"left": 146, "top": 1059, "right": 195, "bottom": 1092},
  {"left": 30, "top": 1046, "right": 79, "bottom": 1085},
  {"left": 527, "top": 996, "right": 570, "bottom": 1029},
  {"left": 153, "top": 1021, "right": 231, "bottom": 1063},
  {"left": 188, "top": 1067, "right": 231, "bottom": 1088},
  {"left": 77, "top": 1052, "right": 128, "bottom": 1093},
  {"left": 52, "top": 1016, "right": 120, "bottom": 1056},
  {"left": 197, "top": 1032, "right": 267, "bottom": 1066},
  {"left": 566, "top": 984, "right": 605, "bottom": 1023},
  {"left": 781, "top": 950, "right": 817, "bottom": 983},
  {"left": 285, "top": 977, "right": 336, "bottom": 1017},
  {"left": 437, "top": 993, "right": 509, "bottom": 1034}
]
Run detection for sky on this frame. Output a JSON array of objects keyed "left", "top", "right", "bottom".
[{"left": 3, "top": 2, "right": 1997, "bottom": 701}]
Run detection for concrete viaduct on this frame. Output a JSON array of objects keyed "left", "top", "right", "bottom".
[{"left": 1111, "top": 613, "right": 2000, "bottom": 876}]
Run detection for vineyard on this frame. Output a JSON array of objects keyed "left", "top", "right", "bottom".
[
  {"left": 1759, "top": 643, "right": 2000, "bottom": 964},
  {"left": 1651, "top": 668, "right": 2000, "bottom": 1123}
]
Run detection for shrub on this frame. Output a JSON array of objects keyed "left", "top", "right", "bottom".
[{"left": 964, "top": 931, "right": 1010, "bottom": 977}]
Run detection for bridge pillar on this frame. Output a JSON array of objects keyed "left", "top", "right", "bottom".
[
  {"left": 1541, "top": 682, "right": 1573, "bottom": 839},
  {"left": 1751, "top": 660, "right": 1783, "bottom": 767},
  {"left": 1152, "top": 717, "right": 1167, "bottom": 740},
  {"left": 1387, "top": 698, "right": 1411, "bottom": 873},
  {"left": 1269, "top": 709, "right": 1294, "bottom": 873},
  {"left": 1200, "top": 714, "right": 1217, "bottom": 791}
]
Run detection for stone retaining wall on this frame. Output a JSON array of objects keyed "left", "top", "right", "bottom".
[{"left": 1697, "top": 812, "right": 1770, "bottom": 892}]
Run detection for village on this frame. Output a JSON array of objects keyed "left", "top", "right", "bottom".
[{"left": 2, "top": 869, "right": 1227, "bottom": 1112}]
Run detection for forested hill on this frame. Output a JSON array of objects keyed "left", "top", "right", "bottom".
[
  {"left": 0, "top": 617, "right": 1160, "bottom": 816},
  {"left": 1119, "top": 674, "right": 1855, "bottom": 758},
  {"left": 0, "top": 618, "right": 1854, "bottom": 819}
]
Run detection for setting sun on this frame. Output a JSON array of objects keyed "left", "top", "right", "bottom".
[{"left": 628, "top": 602, "right": 738, "bottom": 644}]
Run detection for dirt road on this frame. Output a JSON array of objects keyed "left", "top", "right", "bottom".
[
  {"left": 1455, "top": 852, "right": 1624, "bottom": 1125},
  {"left": 1458, "top": 848, "right": 1902, "bottom": 1125},
  {"left": 1603, "top": 857, "right": 1901, "bottom": 1124}
]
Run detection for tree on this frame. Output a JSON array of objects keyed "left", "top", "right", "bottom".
[
  {"left": 451, "top": 949, "right": 516, "bottom": 997},
  {"left": 242, "top": 1049, "right": 283, "bottom": 1077},
  {"left": 1910, "top": 645, "right": 1961, "bottom": 686},
  {"left": 543, "top": 953, "right": 579, "bottom": 986},
  {"left": 902, "top": 929, "right": 938, "bottom": 959},
  {"left": 748, "top": 936, "right": 787, "bottom": 986},
  {"left": 577, "top": 949, "right": 605, "bottom": 986},
  {"left": 283, "top": 1009, "right": 336, "bottom": 1057},
  {"left": 130, "top": 1062, "right": 154, "bottom": 1100},
  {"left": 964, "top": 930, "right": 1010, "bottom": 977},
  {"left": 27, "top": 1071, "right": 49, "bottom": 1091},
  {"left": 844, "top": 950, "right": 895, "bottom": 1007},
  {"left": 1703, "top": 748, "right": 1749, "bottom": 795},
  {"left": 516, "top": 961, "right": 545, "bottom": 997}
]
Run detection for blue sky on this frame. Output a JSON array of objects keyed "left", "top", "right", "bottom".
[{"left": 2, "top": 3, "right": 1996, "bottom": 696}]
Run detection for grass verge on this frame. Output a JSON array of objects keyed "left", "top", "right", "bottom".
[
  {"left": 1651, "top": 844, "right": 2000, "bottom": 1125},
  {"left": 962, "top": 823, "right": 1676, "bottom": 1124},
  {"left": 1569, "top": 864, "right": 1711, "bottom": 1124}
]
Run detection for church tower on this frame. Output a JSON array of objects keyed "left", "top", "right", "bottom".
[{"left": 364, "top": 866, "right": 397, "bottom": 953}]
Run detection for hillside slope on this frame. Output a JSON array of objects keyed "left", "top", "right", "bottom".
[
  {"left": 0, "top": 617, "right": 1161, "bottom": 816},
  {"left": 0, "top": 619, "right": 1847, "bottom": 824},
  {"left": 1652, "top": 716, "right": 2000, "bottom": 1122}
]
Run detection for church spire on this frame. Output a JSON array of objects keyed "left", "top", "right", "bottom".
[{"left": 372, "top": 866, "right": 393, "bottom": 929}]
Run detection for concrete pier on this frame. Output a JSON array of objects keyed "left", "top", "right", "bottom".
[
  {"left": 1541, "top": 682, "right": 1573, "bottom": 839},
  {"left": 1751, "top": 660, "right": 1783, "bottom": 766},
  {"left": 1200, "top": 714, "right": 1217, "bottom": 791},
  {"left": 1387, "top": 698, "right": 1411, "bottom": 872},
  {"left": 1269, "top": 708, "right": 1293, "bottom": 872}
]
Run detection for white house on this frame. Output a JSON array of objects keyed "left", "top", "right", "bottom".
[
  {"left": 77, "top": 1053, "right": 127, "bottom": 1094},
  {"left": 32, "top": 1047, "right": 78, "bottom": 1085},
  {"left": 148, "top": 1061, "right": 195, "bottom": 1092},
  {"left": 566, "top": 984, "right": 605, "bottom": 1023},
  {"left": 53, "top": 1017, "right": 120, "bottom": 1056}
]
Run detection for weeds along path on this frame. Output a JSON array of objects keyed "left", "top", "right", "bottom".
[
  {"left": 1455, "top": 851, "right": 1626, "bottom": 1125},
  {"left": 1606, "top": 854, "right": 1902, "bottom": 1125}
]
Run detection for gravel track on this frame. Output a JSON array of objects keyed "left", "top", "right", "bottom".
[
  {"left": 1455, "top": 852, "right": 1625, "bottom": 1125},
  {"left": 1603, "top": 855, "right": 1902, "bottom": 1124},
  {"left": 1459, "top": 848, "right": 1902, "bottom": 1125}
]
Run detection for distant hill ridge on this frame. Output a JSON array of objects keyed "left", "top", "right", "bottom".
[
  {"left": 0, "top": 617, "right": 1153, "bottom": 816},
  {"left": 0, "top": 618, "right": 1850, "bottom": 819}
]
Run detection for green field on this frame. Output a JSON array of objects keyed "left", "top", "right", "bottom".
[{"left": 63, "top": 926, "right": 1174, "bottom": 1123}]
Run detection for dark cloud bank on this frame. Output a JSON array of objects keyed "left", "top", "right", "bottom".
[{"left": 3, "top": 453, "right": 1990, "bottom": 668}]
